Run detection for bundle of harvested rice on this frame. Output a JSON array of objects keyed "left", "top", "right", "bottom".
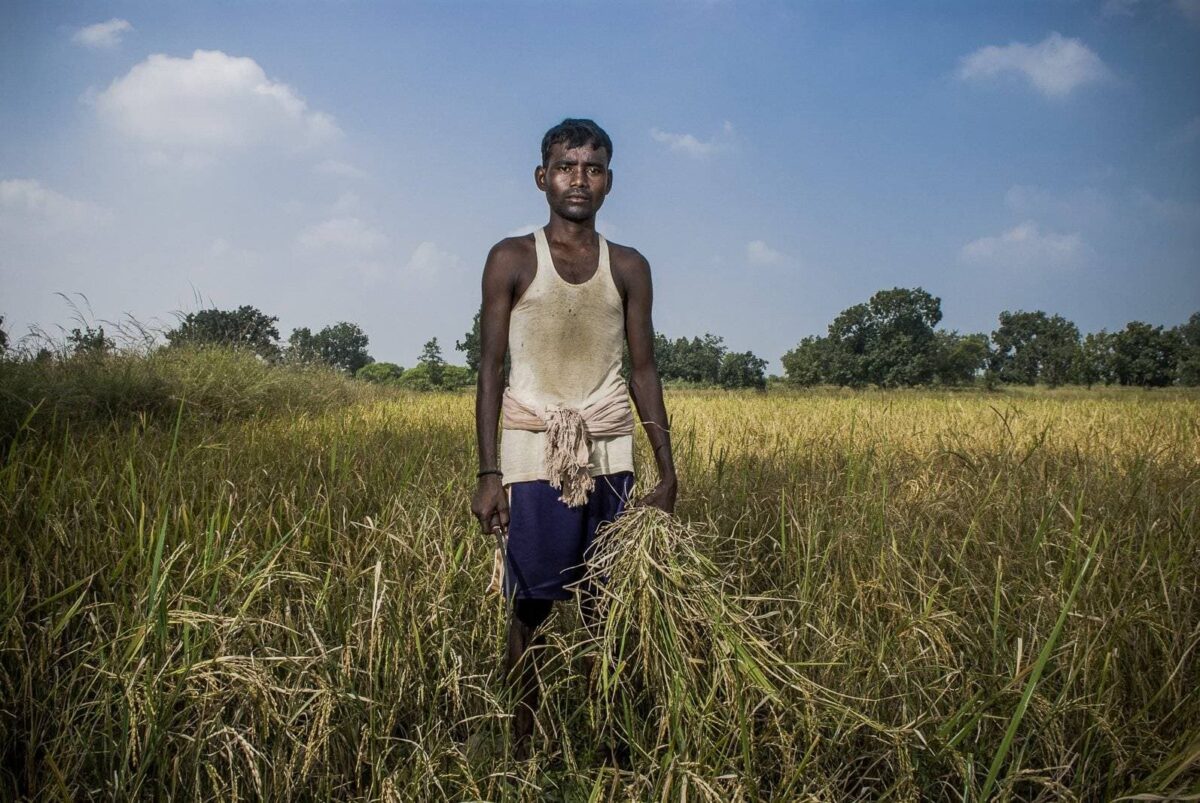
[{"left": 572, "top": 505, "right": 804, "bottom": 761}]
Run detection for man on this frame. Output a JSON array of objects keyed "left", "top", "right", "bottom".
[{"left": 470, "top": 118, "right": 677, "bottom": 759}]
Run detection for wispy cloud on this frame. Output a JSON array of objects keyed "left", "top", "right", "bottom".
[
  {"left": 296, "top": 217, "right": 387, "bottom": 254},
  {"left": 1004, "top": 184, "right": 1113, "bottom": 229},
  {"left": 404, "top": 241, "right": 461, "bottom": 277},
  {"left": 314, "top": 159, "right": 367, "bottom": 180},
  {"left": 94, "top": 50, "right": 340, "bottom": 164},
  {"left": 1132, "top": 189, "right": 1200, "bottom": 228},
  {"left": 746, "top": 240, "right": 784, "bottom": 265},
  {"left": 72, "top": 19, "right": 133, "bottom": 50},
  {"left": 961, "top": 221, "right": 1085, "bottom": 268},
  {"left": 506, "top": 223, "right": 540, "bottom": 238},
  {"left": 650, "top": 121, "right": 734, "bottom": 158},
  {"left": 957, "top": 33, "right": 1110, "bottom": 97},
  {"left": 0, "top": 178, "right": 112, "bottom": 231}
]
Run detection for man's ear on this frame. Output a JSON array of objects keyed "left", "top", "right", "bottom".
[
  {"left": 534, "top": 164, "right": 546, "bottom": 191},
  {"left": 605, "top": 169, "right": 613, "bottom": 195}
]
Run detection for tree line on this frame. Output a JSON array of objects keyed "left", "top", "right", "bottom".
[
  {"left": 3, "top": 290, "right": 1197, "bottom": 390},
  {"left": 781, "top": 287, "right": 1199, "bottom": 388},
  {"left": 453, "top": 311, "right": 770, "bottom": 390}
]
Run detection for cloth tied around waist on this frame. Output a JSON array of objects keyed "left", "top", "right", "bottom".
[{"left": 501, "top": 381, "right": 634, "bottom": 507}]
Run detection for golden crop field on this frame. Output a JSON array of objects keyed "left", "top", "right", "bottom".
[{"left": 2, "top": 353, "right": 1198, "bottom": 801}]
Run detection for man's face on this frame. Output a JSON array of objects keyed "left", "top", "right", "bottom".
[{"left": 536, "top": 141, "right": 612, "bottom": 223}]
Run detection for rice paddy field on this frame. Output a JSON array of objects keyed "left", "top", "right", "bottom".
[{"left": 2, "top": 351, "right": 1198, "bottom": 801}]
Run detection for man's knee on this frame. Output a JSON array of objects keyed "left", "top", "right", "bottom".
[{"left": 512, "top": 598, "right": 554, "bottom": 630}]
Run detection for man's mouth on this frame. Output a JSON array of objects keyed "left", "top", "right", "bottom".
[{"left": 566, "top": 194, "right": 590, "bottom": 203}]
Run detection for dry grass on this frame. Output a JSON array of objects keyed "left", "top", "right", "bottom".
[{"left": 1, "top": 355, "right": 1197, "bottom": 800}]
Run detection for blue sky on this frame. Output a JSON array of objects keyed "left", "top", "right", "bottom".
[{"left": 2, "top": 1, "right": 1198, "bottom": 372}]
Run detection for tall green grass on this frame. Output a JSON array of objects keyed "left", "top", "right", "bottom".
[{"left": 1, "top": 350, "right": 1197, "bottom": 800}]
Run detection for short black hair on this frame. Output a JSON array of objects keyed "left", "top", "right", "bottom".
[{"left": 540, "top": 118, "right": 612, "bottom": 167}]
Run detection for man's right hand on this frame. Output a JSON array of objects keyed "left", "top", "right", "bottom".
[{"left": 471, "top": 474, "right": 509, "bottom": 541}]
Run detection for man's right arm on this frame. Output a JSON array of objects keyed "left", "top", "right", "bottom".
[{"left": 471, "top": 240, "right": 518, "bottom": 537}]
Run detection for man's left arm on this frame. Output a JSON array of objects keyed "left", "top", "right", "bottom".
[{"left": 621, "top": 250, "right": 677, "bottom": 514}]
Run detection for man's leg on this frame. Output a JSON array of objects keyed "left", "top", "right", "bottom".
[{"left": 506, "top": 597, "right": 552, "bottom": 759}]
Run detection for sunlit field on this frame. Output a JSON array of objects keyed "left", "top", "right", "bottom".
[{"left": 2, "top": 352, "right": 1198, "bottom": 801}]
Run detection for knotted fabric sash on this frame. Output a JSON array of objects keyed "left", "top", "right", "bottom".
[{"left": 501, "top": 381, "right": 634, "bottom": 507}]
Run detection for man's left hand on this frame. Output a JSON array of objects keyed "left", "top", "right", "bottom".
[{"left": 634, "top": 476, "right": 677, "bottom": 514}]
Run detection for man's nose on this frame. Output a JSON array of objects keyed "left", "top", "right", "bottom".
[{"left": 569, "top": 167, "right": 587, "bottom": 186}]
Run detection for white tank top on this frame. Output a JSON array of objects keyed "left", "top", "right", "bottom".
[{"left": 500, "top": 227, "right": 634, "bottom": 485}]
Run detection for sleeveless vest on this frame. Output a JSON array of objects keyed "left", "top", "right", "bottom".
[{"left": 499, "top": 227, "right": 634, "bottom": 491}]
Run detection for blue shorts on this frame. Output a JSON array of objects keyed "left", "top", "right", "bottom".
[{"left": 503, "top": 471, "right": 636, "bottom": 600}]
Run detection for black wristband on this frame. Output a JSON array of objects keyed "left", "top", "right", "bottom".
[{"left": 477, "top": 468, "right": 503, "bottom": 478}]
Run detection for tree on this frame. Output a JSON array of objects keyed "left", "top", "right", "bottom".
[
  {"left": 990, "top": 311, "right": 1080, "bottom": 387},
  {"left": 1173, "top": 312, "right": 1200, "bottom": 386},
  {"left": 670, "top": 333, "right": 726, "bottom": 384},
  {"left": 652, "top": 332, "right": 677, "bottom": 379},
  {"left": 456, "top": 310, "right": 482, "bottom": 375},
  {"left": 781, "top": 336, "right": 832, "bottom": 386},
  {"left": 356, "top": 362, "right": 404, "bottom": 384},
  {"left": 67, "top": 325, "right": 114, "bottom": 357},
  {"left": 456, "top": 307, "right": 510, "bottom": 380},
  {"left": 287, "top": 322, "right": 372, "bottom": 374},
  {"left": 419, "top": 338, "right": 445, "bottom": 388},
  {"left": 286, "top": 327, "right": 320, "bottom": 363},
  {"left": 316, "top": 322, "right": 372, "bottom": 375},
  {"left": 0, "top": 315, "right": 8, "bottom": 354},
  {"left": 1109, "top": 322, "right": 1179, "bottom": 387},
  {"left": 718, "top": 350, "right": 768, "bottom": 390},
  {"left": 934, "top": 331, "right": 990, "bottom": 386},
  {"left": 818, "top": 287, "right": 943, "bottom": 387},
  {"left": 167, "top": 305, "right": 281, "bottom": 361},
  {"left": 861, "top": 287, "right": 943, "bottom": 387},
  {"left": 1074, "top": 331, "right": 1114, "bottom": 388}
]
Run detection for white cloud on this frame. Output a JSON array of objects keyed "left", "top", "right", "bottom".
[
  {"left": 94, "top": 50, "right": 340, "bottom": 161},
  {"left": 597, "top": 220, "right": 620, "bottom": 241},
  {"left": 961, "top": 221, "right": 1084, "bottom": 268},
  {"left": 650, "top": 121, "right": 734, "bottom": 158},
  {"left": 0, "top": 178, "right": 111, "bottom": 231},
  {"left": 1004, "top": 184, "right": 1113, "bottom": 229},
  {"left": 1132, "top": 189, "right": 1200, "bottom": 227},
  {"left": 314, "top": 159, "right": 367, "bottom": 179},
  {"left": 296, "top": 217, "right": 387, "bottom": 253},
  {"left": 746, "top": 239, "right": 784, "bottom": 265},
  {"left": 957, "top": 33, "right": 1110, "bottom": 97},
  {"left": 404, "top": 241, "right": 461, "bottom": 277},
  {"left": 506, "top": 223, "right": 541, "bottom": 238},
  {"left": 72, "top": 19, "right": 133, "bottom": 49}
]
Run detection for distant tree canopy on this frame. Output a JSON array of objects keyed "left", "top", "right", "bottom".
[
  {"left": 456, "top": 308, "right": 510, "bottom": 379},
  {"left": 166, "top": 305, "right": 281, "bottom": 361},
  {"left": 288, "top": 322, "right": 373, "bottom": 375},
  {"left": 456, "top": 311, "right": 481, "bottom": 374},
  {"left": 1176, "top": 312, "right": 1200, "bottom": 386},
  {"left": 718, "top": 351, "right": 768, "bottom": 390},
  {"left": 67, "top": 325, "right": 115, "bottom": 357},
  {"left": 990, "top": 310, "right": 1080, "bottom": 387},
  {"left": 419, "top": 338, "right": 446, "bottom": 388},
  {"left": 355, "top": 362, "right": 403, "bottom": 384},
  {"left": 1073, "top": 323, "right": 1181, "bottom": 388},
  {"left": 650, "top": 333, "right": 769, "bottom": 389},
  {"left": 0, "top": 315, "right": 8, "bottom": 353},
  {"left": 783, "top": 294, "right": 1198, "bottom": 388},
  {"left": 781, "top": 287, "right": 966, "bottom": 388}
]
